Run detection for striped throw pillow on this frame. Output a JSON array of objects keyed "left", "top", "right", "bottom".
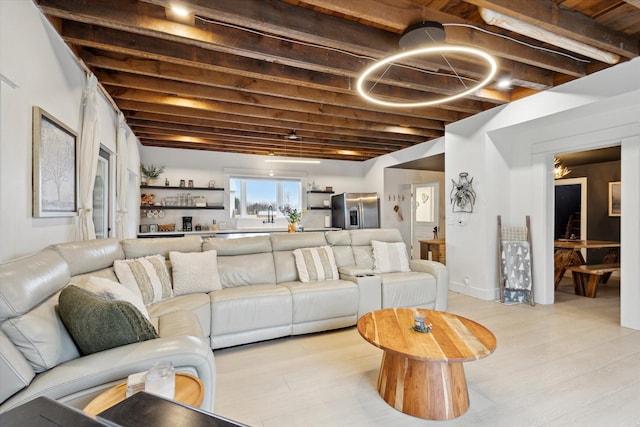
[
  {"left": 293, "top": 246, "right": 339, "bottom": 283},
  {"left": 371, "top": 240, "right": 411, "bottom": 273},
  {"left": 114, "top": 255, "right": 172, "bottom": 305}
]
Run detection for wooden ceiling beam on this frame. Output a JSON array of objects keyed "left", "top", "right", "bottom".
[
  {"left": 135, "top": 134, "right": 384, "bottom": 160},
  {"left": 123, "top": 108, "right": 442, "bottom": 142},
  {"left": 60, "top": 21, "right": 485, "bottom": 114},
  {"left": 112, "top": 94, "right": 436, "bottom": 137},
  {"left": 128, "top": 120, "right": 410, "bottom": 150},
  {"left": 140, "top": 0, "right": 573, "bottom": 84},
  {"left": 40, "top": 0, "right": 569, "bottom": 99},
  {"left": 243, "top": 0, "right": 572, "bottom": 83},
  {"left": 463, "top": 0, "right": 639, "bottom": 58},
  {"left": 39, "top": 0, "right": 489, "bottom": 107},
  {"left": 138, "top": 139, "right": 374, "bottom": 161},
  {"left": 126, "top": 118, "right": 417, "bottom": 148},
  {"left": 136, "top": 131, "right": 396, "bottom": 157},
  {"left": 98, "top": 71, "right": 447, "bottom": 131},
  {"left": 83, "top": 50, "right": 465, "bottom": 121}
]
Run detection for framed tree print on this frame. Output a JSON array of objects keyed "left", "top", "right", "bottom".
[{"left": 32, "top": 107, "right": 78, "bottom": 217}]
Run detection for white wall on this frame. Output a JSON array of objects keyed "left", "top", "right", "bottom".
[
  {"left": 444, "top": 58, "right": 640, "bottom": 329},
  {"left": 0, "top": 1, "right": 140, "bottom": 261},
  {"left": 358, "top": 59, "right": 639, "bottom": 329},
  {"left": 362, "top": 138, "right": 445, "bottom": 221},
  {"left": 383, "top": 168, "right": 445, "bottom": 258},
  {"left": 139, "top": 146, "right": 368, "bottom": 230}
]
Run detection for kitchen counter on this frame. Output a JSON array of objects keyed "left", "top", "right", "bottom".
[{"left": 137, "top": 227, "right": 341, "bottom": 238}]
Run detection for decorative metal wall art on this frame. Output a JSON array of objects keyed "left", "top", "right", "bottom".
[{"left": 450, "top": 172, "right": 476, "bottom": 213}]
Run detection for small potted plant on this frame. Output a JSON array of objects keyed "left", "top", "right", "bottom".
[
  {"left": 140, "top": 164, "right": 164, "bottom": 186},
  {"left": 285, "top": 207, "right": 303, "bottom": 233}
]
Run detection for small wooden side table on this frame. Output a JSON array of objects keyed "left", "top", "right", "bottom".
[
  {"left": 419, "top": 239, "right": 446, "bottom": 264},
  {"left": 84, "top": 372, "right": 204, "bottom": 416}
]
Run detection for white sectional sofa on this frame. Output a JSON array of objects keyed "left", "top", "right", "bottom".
[{"left": 0, "top": 228, "right": 448, "bottom": 414}]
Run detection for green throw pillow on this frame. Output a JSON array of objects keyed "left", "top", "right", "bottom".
[{"left": 58, "top": 285, "right": 159, "bottom": 356}]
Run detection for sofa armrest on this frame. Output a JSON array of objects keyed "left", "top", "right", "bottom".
[
  {"left": 0, "top": 335, "right": 216, "bottom": 414},
  {"left": 338, "top": 266, "right": 381, "bottom": 317},
  {"left": 409, "top": 260, "right": 449, "bottom": 311}
]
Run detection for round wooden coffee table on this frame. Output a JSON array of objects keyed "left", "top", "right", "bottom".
[
  {"left": 84, "top": 372, "right": 204, "bottom": 415},
  {"left": 357, "top": 308, "right": 496, "bottom": 420}
]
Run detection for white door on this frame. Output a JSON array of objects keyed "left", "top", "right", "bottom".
[{"left": 411, "top": 182, "right": 439, "bottom": 259}]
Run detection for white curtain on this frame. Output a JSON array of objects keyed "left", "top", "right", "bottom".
[
  {"left": 115, "top": 113, "right": 129, "bottom": 239},
  {"left": 76, "top": 74, "right": 101, "bottom": 240}
]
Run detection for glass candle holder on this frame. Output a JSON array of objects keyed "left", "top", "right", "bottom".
[
  {"left": 144, "top": 361, "right": 175, "bottom": 399},
  {"left": 414, "top": 312, "right": 427, "bottom": 331}
]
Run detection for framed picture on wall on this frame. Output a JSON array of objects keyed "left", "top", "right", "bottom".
[
  {"left": 32, "top": 107, "right": 78, "bottom": 217},
  {"left": 608, "top": 181, "right": 621, "bottom": 217}
]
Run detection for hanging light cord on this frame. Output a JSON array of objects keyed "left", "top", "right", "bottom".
[
  {"left": 444, "top": 23, "right": 590, "bottom": 63},
  {"left": 424, "top": 28, "right": 468, "bottom": 89}
]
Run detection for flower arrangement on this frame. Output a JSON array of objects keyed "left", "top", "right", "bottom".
[
  {"left": 140, "top": 164, "right": 165, "bottom": 183},
  {"left": 284, "top": 207, "right": 303, "bottom": 224}
]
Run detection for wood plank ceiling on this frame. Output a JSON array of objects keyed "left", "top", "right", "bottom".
[{"left": 36, "top": 0, "right": 640, "bottom": 161}]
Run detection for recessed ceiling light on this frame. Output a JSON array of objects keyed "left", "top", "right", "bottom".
[
  {"left": 497, "top": 78, "right": 512, "bottom": 89},
  {"left": 171, "top": 5, "right": 190, "bottom": 17},
  {"left": 165, "top": 4, "right": 195, "bottom": 24}
]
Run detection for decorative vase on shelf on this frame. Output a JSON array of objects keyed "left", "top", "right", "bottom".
[{"left": 288, "top": 223, "right": 297, "bottom": 233}]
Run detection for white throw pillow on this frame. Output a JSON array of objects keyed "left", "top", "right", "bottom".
[
  {"left": 169, "top": 250, "right": 222, "bottom": 295},
  {"left": 371, "top": 240, "right": 411, "bottom": 273},
  {"left": 77, "top": 276, "right": 150, "bottom": 320},
  {"left": 293, "top": 246, "right": 339, "bottom": 283},
  {"left": 114, "top": 255, "right": 172, "bottom": 305}
]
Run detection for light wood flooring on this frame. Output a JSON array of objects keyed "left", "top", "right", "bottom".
[{"left": 214, "top": 278, "right": 639, "bottom": 426}]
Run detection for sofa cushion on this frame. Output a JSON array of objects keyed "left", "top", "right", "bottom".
[
  {"left": 58, "top": 285, "right": 158, "bottom": 356},
  {"left": 114, "top": 255, "right": 172, "bottom": 305},
  {"left": 156, "top": 310, "right": 205, "bottom": 340},
  {"left": 0, "top": 248, "right": 70, "bottom": 320},
  {"left": 371, "top": 240, "right": 410, "bottom": 273},
  {"left": 209, "top": 285, "right": 292, "bottom": 335},
  {"left": 0, "top": 329, "right": 35, "bottom": 403},
  {"left": 121, "top": 235, "right": 202, "bottom": 259},
  {"left": 204, "top": 236, "right": 276, "bottom": 287},
  {"left": 147, "top": 293, "right": 212, "bottom": 339},
  {"left": 53, "top": 238, "right": 124, "bottom": 276},
  {"left": 280, "top": 279, "right": 358, "bottom": 323},
  {"left": 76, "top": 276, "right": 149, "bottom": 320},
  {"left": 293, "top": 246, "right": 339, "bottom": 283},
  {"left": 325, "top": 230, "right": 354, "bottom": 267},
  {"left": 169, "top": 250, "right": 221, "bottom": 295},
  {"left": 0, "top": 292, "right": 80, "bottom": 373}
]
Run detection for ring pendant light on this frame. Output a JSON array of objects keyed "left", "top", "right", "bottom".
[
  {"left": 357, "top": 21, "right": 497, "bottom": 108},
  {"left": 356, "top": 45, "right": 497, "bottom": 108}
]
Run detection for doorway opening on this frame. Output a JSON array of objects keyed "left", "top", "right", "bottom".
[{"left": 552, "top": 147, "right": 621, "bottom": 307}]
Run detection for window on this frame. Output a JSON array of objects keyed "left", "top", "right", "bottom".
[
  {"left": 93, "top": 147, "right": 112, "bottom": 238},
  {"left": 230, "top": 177, "right": 301, "bottom": 218}
]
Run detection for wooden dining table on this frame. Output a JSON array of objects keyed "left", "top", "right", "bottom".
[{"left": 553, "top": 239, "right": 620, "bottom": 289}]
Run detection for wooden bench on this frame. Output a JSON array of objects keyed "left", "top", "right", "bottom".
[{"left": 565, "top": 263, "right": 620, "bottom": 298}]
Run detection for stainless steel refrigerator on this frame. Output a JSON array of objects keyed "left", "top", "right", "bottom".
[{"left": 331, "top": 193, "right": 380, "bottom": 229}]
